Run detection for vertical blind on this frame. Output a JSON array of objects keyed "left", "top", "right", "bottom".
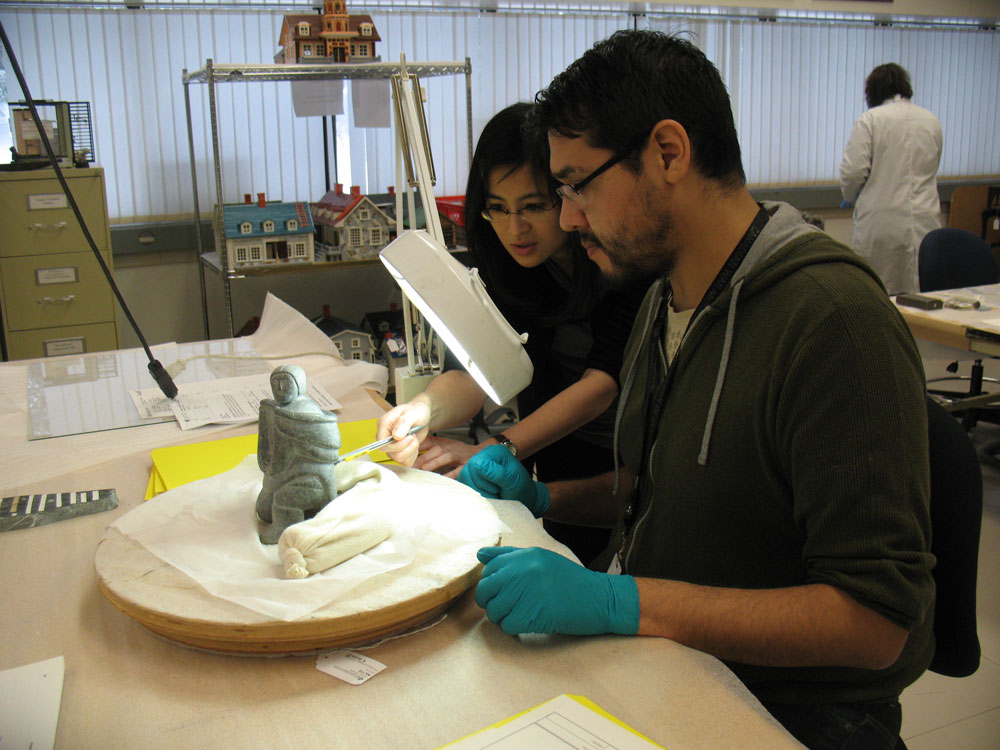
[{"left": 1, "top": 5, "right": 997, "bottom": 222}]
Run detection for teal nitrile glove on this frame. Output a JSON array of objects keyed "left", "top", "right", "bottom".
[
  {"left": 840, "top": 199, "right": 854, "bottom": 209},
  {"left": 457, "top": 445, "right": 550, "bottom": 518},
  {"left": 474, "top": 546, "right": 640, "bottom": 636}
]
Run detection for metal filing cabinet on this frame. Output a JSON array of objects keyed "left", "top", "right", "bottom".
[{"left": 0, "top": 168, "right": 119, "bottom": 360}]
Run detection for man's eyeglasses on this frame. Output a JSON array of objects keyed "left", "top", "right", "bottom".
[
  {"left": 555, "top": 151, "right": 630, "bottom": 208},
  {"left": 480, "top": 201, "right": 559, "bottom": 223}
]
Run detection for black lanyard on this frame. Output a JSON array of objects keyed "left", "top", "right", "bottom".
[{"left": 621, "top": 205, "right": 770, "bottom": 549}]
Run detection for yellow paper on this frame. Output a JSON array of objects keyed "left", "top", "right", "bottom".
[
  {"left": 437, "top": 694, "right": 665, "bottom": 748},
  {"left": 146, "top": 418, "right": 391, "bottom": 499}
]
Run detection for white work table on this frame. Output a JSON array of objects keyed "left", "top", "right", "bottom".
[{"left": 0, "top": 352, "right": 800, "bottom": 749}]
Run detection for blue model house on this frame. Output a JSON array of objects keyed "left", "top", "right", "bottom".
[{"left": 221, "top": 193, "right": 316, "bottom": 271}]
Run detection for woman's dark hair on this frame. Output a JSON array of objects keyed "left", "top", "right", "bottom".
[
  {"left": 865, "top": 63, "right": 913, "bottom": 108},
  {"left": 464, "top": 102, "right": 602, "bottom": 328}
]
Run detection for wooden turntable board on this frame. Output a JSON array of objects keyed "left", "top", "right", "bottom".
[{"left": 95, "top": 470, "right": 499, "bottom": 656}]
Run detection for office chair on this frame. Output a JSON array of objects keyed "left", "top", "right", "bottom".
[
  {"left": 919, "top": 228, "right": 1000, "bottom": 430},
  {"left": 895, "top": 399, "right": 982, "bottom": 750},
  {"left": 924, "top": 396, "right": 982, "bottom": 678}
]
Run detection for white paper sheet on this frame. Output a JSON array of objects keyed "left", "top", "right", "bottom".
[
  {"left": 291, "top": 79, "right": 345, "bottom": 117},
  {"left": 247, "top": 293, "right": 388, "bottom": 402},
  {"left": 113, "top": 458, "right": 505, "bottom": 621},
  {"left": 351, "top": 79, "right": 391, "bottom": 127},
  {"left": 131, "top": 373, "right": 340, "bottom": 430},
  {"left": 0, "top": 655, "right": 64, "bottom": 750}
]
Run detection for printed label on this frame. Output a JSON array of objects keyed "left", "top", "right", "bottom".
[{"left": 316, "top": 651, "right": 387, "bottom": 685}]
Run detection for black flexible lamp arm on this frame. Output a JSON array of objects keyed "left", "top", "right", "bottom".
[{"left": 0, "top": 20, "right": 177, "bottom": 398}]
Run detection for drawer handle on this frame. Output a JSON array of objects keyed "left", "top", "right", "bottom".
[
  {"left": 29, "top": 222, "right": 68, "bottom": 231},
  {"left": 37, "top": 295, "right": 76, "bottom": 305}
]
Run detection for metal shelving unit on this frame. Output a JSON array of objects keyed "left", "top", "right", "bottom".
[{"left": 182, "top": 59, "right": 473, "bottom": 337}]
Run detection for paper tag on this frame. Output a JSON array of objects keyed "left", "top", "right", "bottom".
[{"left": 316, "top": 651, "right": 386, "bottom": 685}]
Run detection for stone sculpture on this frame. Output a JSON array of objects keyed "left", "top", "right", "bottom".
[{"left": 255, "top": 365, "right": 341, "bottom": 544}]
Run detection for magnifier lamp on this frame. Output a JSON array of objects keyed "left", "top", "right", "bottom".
[{"left": 379, "top": 230, "right": 533, "bottom": 405}]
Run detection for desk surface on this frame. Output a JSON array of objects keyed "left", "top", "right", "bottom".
[
  {"left": 0, "top": 358, "right": 800, "bottom": 749},
  {"left": 896, "top": 283, "right": 1000, "bottom": 358}
]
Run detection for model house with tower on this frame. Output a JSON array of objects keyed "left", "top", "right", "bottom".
[{"left": 276, "top": 1, "right": 380, "bottom": 64}]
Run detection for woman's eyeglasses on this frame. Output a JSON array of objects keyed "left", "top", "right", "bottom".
[{"left": 480, "top": 201, "right": 559, "bottom": 223}]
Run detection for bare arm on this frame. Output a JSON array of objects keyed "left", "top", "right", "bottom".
[
  {"left": 376, "top": 370, "right": 486, "bottom": 466},
  {"left": 492, "top": 368, "right": 618, "bottom": 459},
  {"left": 635, "top": 578, "right": 908, "bottom": 670},
  {"left": 544, "top": 466, "right": 631, "bottom": 528},
  {"left": 405, "top": 368, "right": 619, "bottom": 477}
]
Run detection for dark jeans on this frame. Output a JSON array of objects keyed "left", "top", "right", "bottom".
[{"left": 762, "top": 700, "right": 902, "bottom": 750}]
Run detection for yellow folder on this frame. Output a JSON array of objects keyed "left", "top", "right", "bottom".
[{"left": 145, "top": 418, "right": 392, "bottom": 500}]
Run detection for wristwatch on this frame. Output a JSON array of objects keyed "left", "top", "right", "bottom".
[{"left": 493, "top": 432, "right": 518, "bottom": 457}]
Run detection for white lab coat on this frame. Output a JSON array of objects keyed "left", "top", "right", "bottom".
[{"left": 840, "top": 96, "right": 943, "bottom": 295}]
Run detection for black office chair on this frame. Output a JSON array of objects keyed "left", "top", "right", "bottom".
[
  {"left": 896, "top": 399, "right": 982, "bottom": 750},
  {"left": 924, "top": 397, "right": 982, "bottom": 678},
  {"left": 919, "top": 227, "right": 999, "bottom": 293},
  {"left": 919, "top": 228, "right": 1000, "bottom": 429}
]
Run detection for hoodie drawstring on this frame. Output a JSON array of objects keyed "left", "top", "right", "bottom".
[{"left": 698, "top": 277, "right": 744, "bottom": 466}]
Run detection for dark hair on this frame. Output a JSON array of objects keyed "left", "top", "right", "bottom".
[
  {"left": 531, "top": 29, "right": 745, "bottom": 188},
  {"left": 464, "top": 103, "right": 602, "bottom": 327},
  {"left": 865, "top": 63, "right": 913, "bottom": 108}
]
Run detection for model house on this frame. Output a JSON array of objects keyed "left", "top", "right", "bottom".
[
  {"left": 311, "top": 184, "right": 395, "bottom": 261},
  {"left": 435, "top": 196, "right": 467, "bottom": 249},
  {"left": 312, "top": 305, "right": 377, "bottom": 363},
  {"left": 276, "top": 1, "right": 380, "bottom": 64},
  {"left": 220, "top": 193, "right": 315, "bottom": 271}
]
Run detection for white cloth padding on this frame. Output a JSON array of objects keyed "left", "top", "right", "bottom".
[
  {"left": 278, "top": 461, "right": 396, "bottom": 579},
  {"left": 113, "top": 457, "right": 506, "bottom": 621}
]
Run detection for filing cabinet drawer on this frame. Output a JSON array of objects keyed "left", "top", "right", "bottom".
[
  {"left": 0, "top": 171, "right": 109, "bottom": 256},
  {"left": 6, "top": 321, "right": 118, "bottom": 360},
  {"left": 1, "top": 251, "right": 116, "bottom": 331}
]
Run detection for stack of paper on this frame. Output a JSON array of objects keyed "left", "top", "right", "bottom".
[{"left": 145, "top": 418, "right": 393, "bottom": 499}]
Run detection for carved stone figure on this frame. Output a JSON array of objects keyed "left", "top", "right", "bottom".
[{"left": 255, "top": 365, "right": 341, "bottom": 544}]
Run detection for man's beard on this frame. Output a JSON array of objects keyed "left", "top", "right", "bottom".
[{"left": 581, "top": 197, "right": 678, "bottom": 289}]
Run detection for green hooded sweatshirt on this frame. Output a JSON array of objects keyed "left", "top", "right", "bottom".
[{"left": 603, "top": 202, "right": 934, "bottom": 706}]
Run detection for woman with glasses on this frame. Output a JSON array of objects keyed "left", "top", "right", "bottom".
[{"left": 376, "top": 102, "right": 643, "bottom": 564}]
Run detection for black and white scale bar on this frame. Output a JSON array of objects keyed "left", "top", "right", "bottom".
[{"left": 0, "top": 489, "right": 118, "bottom": 532}]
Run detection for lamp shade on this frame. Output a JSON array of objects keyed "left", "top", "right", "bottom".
[{"left": 379, "top": 230, "right": 532, "bottom": 405}]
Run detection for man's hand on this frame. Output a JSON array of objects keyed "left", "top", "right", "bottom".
[
  {"left": 458, "top": 445, "right": 550, "bottom": 518},
  {"left": 475, "top": 546, "right": 639, "bottom": 636}
]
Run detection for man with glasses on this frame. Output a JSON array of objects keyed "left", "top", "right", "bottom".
[{"left": 459, "top": 30, "right": 933, "bottom": 749}]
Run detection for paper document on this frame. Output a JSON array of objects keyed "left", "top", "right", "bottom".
[
  {"left": 0, "top": 655, "right": 65, "bottom": 750},
  {"left": 27, "top": 338, "right": 271, "bottom": 440},
  {"left": 440, "top": 694, "right": 664, "bottom": 749},
  {"left": 137, "top": 373, "right": 341, "bottom": 430}
]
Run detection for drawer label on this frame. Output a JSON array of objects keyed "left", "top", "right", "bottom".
[
  {"left": 35, "top": 266, "right": 79, "bottom": 285},
  {"left": 43, "top": 337, "right": 86, "bottom": 357},
  {"left": 27, "top": 193, "right": 69, "bottom": 210}
]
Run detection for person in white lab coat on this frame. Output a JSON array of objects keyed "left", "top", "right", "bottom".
[{"left": 840, "top": 63, "right": 943, "bottom": 295}]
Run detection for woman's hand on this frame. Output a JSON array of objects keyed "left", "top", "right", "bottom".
[
  {"left": 375, "top": 398, "right": 432, "bottom": 466},
  {"left": 413, "top": 436, "right": 488, "bottom": 478}
]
